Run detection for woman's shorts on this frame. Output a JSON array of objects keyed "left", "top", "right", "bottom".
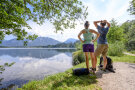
[{"left": 83, "top": 44, "right": 94, "bottom": 52}]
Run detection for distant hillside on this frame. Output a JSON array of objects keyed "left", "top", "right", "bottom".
[
  {"left": 0, "top": 37, "right": 61, "bottom": 47},
  {"left": 64, "top": 38, "right": 78, "bottom": 43}
]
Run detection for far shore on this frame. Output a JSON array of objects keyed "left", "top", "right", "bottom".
[{"left": 0, "top": 47, "right": 77, "bottom": 49}]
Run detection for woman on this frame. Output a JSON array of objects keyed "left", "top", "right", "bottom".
[{"left": 78, "top": 21, "right": 100, "bottom": 73}]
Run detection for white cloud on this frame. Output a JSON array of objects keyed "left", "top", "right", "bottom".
[
  {"left": 101, "top": 0, "right": 105, "bottom": 2},
  {"left": 6, "top": 0, "right": 133, "bottom": 41},
  {"left": 104, "top": 0, "right": 131, "bottom": 20},
  {"left": 0, "top": 53, "right": 72, "bottom": 81},
  {"left": 26, "top": 20, "right": 85, "bottom": 42}
]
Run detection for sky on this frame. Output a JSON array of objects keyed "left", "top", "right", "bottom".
[{"left": 5, "top": 0, "right": 134, "bottom": 42}]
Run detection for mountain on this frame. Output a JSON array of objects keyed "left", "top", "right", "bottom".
[
  {"left": 27, "top": 37, "right": 61, "bottom": 46},
  {"left": 64, "top": 38, "right": 78, "bottom": 43},
  {"left": 0, "top": 37, "right": 61, "bottom": 47}
]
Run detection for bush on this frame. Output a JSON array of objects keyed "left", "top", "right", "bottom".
[
  {"left": 127, "top": 39, "right": 135, "bottom": 51},
  {"left": 72, "top": 50, "right": 85, "bottom": 65},
  {"left": 108, "top": 41, "right": 125, "bottom": 56},
  {"left": 75, "top": 41, "right": 83, "bottom": 50}
]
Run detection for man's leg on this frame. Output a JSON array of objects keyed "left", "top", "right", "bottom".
[
  {"left": 94, "top": 55, "right": 97, "bottom": 68},
  {"left": 94, "top": 44, "right": 103, "bottom": 68},
  {"left": 102, "top": 44, "right": 108, "bottom": 69},
  {"left": 103, "top": 56, "right": 107, "bottom": 69}
]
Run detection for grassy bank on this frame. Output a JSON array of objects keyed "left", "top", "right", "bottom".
[
  {"left": 18, "top": 55, "right": 135, "bottom": 90},
  {"left": 18, "top": 62, "right": 101, "bottom": 90}
]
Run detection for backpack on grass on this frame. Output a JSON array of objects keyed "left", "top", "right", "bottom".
[{"left": 72, "top": 68, "right": 89, "bottom": 76}]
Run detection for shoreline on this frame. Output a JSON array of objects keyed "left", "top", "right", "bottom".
[
  {"left": 0, "top": 48, "right": 77, "bottom": 49},
  {"left": 18, "top": 62, "right": 100, "bottom": 90},
  {"left": 18, "top": 54, "right": 135, "bottom": 89}
]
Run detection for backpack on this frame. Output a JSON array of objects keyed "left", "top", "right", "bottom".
[
  {"left": 100, "top": 56, "right": 115, "bottom": 73},
  {"left": 72, "top": 68, "right": 89, "bottom": 76}
]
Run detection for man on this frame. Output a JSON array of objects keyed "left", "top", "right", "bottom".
[{"left": 93, "top": 20, "right": 110, "bottom": 71}]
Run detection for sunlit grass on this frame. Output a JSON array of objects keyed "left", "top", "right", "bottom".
[
  {"left": 18, "top": 55, "right": 135, "bottom": 90},
  {"left": 109, "top": 55, "right": 135, "bottom": 63},
  {"left": 18, "top": 62, "right": 101, "bottom": 90}
]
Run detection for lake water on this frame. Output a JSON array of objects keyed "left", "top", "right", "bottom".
[{"left": 0, "top": 48, "right": 76, "bottom": 89}]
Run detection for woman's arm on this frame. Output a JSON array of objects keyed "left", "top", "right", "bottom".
[
  {"left": 78, "top": 30, "right": 84, "bottom": 43},
  {"left": 90, "top": 29, "right": 100, "bottom": 42}
]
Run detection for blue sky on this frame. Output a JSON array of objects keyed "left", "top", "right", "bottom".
[{"left": 5, "top": 0, "right": 134, "bottom": 42}]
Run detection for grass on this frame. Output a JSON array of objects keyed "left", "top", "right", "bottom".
[
  {"left": 129, "top": 50, "right": 135, "bottom": 54},
  {"left": 18, "top": 55, "right": 135, "bottom": 90},
  {"left": 124, "top": 50, "right": 135, "bottom": 54},
  {"left": 109, "top": 55, "right": 135, "bottom": 63},
  {"left": 18, "top": 62, "right": 101, "bottom": 90}
]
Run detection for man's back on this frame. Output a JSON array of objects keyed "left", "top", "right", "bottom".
[{"left": 97, "top": 25, "right": 109, "bottom": 44}]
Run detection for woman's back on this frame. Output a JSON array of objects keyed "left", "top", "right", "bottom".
[{"left": 83, "top": 29, "right": 93, "bottom": 44}]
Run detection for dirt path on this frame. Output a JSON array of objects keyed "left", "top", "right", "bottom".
[
  {"left": 96, "top": 62, "right": 135, "bottom": 90},
  {"left": 124, "top": 52, "right": 135, "bottom": 56}
]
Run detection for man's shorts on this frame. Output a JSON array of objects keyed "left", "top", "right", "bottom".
[
  {"left": 94, "top": 44, "right": 108, "bottom": 57},
  {"left": 83, "top": 44, "right": 94, "bottom": 52}
]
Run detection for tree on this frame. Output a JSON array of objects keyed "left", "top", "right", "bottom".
[
  {"left": 121, "top": 20, "right": 135, "bottom": 50},
  {"left": 0, "top": 0, "right": 88, "bottom": 44},
  {"left": 107, "top": 19, "right": 125, "bottom": 43},
  {"left": 128, "top": 0, "right": 135, "bottom": 15}
]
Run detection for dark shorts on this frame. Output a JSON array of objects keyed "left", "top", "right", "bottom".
[{"left": 83, "top": 44, "right": 94, "bottom": 52}]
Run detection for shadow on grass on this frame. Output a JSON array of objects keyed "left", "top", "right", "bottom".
[{"left": 51, "top": 74, "right": 97, "bottom": 89}]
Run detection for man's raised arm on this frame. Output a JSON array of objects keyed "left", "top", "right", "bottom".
[
  {"left": 93, "top": 21, "right": 101, "bottom": 28},
  {"left": 104, "top": 20, "right": 110, "bottom": 28}
]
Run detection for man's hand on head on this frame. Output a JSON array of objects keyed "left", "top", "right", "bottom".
[
  {"left": 101, "top": 20, "right": 106, "bottom": 23},
  {"left": 103, "top": 20, "right": 110, "bottom": 28}
]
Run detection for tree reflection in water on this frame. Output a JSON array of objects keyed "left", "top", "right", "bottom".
[
  {"left": 0, "top": 62, "right": 15, "bottom": 90},
  {"left": 0, "top": 48, "right": 76, "bottom": 89}
]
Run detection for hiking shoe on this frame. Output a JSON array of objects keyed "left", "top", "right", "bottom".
[
  {"left": 90, "top": 68, "right": 96, "bottom": 74},
  {"left": 90, "top": 67, "right": 96, "bottom": 71}
]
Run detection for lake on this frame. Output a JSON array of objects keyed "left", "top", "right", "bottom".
[{"left": 0, "top": 48, "right": 76, "bottom": 89}]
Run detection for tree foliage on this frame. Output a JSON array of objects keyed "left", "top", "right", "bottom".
[
  {"left": 128, "top": 0, "right": 135, "bottom": 15},
  {"left": 107, "top": 19, "right": 125, "bottom": 43},
  {"left": 121, "top": 20, "right": 135, "bottom": 50},
  {"left": 0, "top": 0, "right": 88, "bottom": 43}
]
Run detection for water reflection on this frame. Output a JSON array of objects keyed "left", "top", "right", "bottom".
[
  {"left": 0, "top": 48, "right": 76, "bottom": 89},
  {"left": 0, "top": 62, "right": 15, "bottom": 90},
  {"left": 0, "top": 48, "right": 75, "bottom": 59}
]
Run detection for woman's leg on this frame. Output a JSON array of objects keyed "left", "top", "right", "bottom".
[
  {"left": 84, "top": 52, "right": 89, "bottom": 69},
  {"left": 90, "top": 52, "right": 95, "bottom": 68}
]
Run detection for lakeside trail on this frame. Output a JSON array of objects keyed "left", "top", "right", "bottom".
[
  {"left": 124, "top": 52, "right": 135, "bottom": 56},
  {"left": 96, "top": 62, "right": 135, "bottom": 90}
]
